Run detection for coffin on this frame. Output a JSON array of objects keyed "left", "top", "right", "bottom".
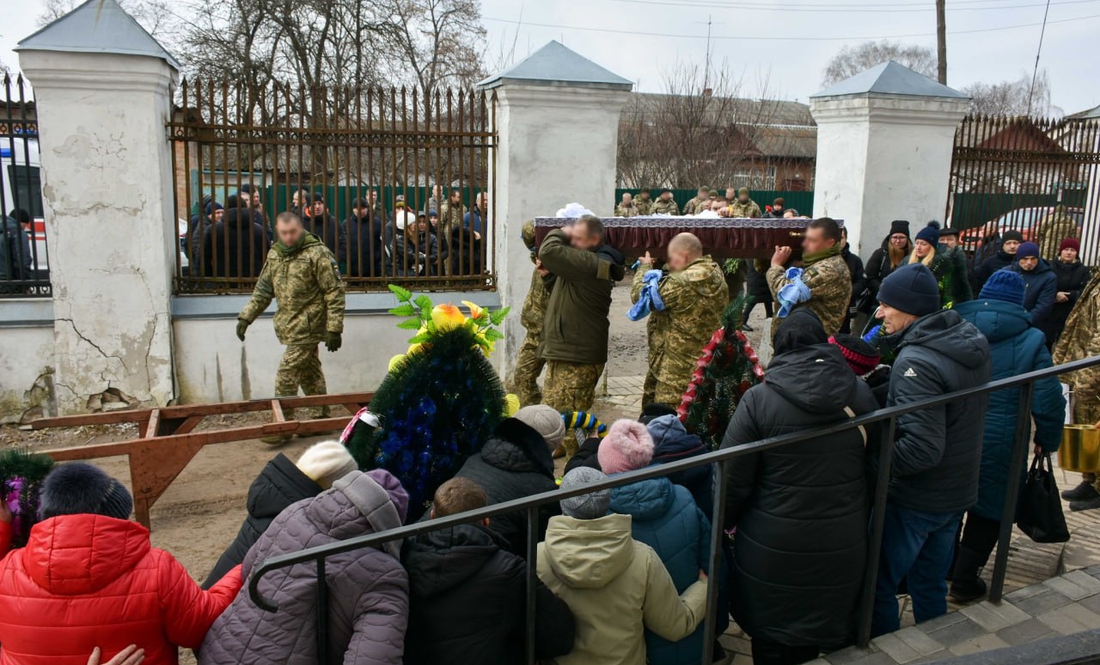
[{"left": 533, "top": 216, "right": 842, "bottom": 260}]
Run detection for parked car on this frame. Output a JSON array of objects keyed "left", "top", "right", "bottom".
[
  {"left": 0, "top": 138, "right": 48, "bottom": 275},
  {"left": 958, "top": 206, "right": 1084, "bottom": 252}
]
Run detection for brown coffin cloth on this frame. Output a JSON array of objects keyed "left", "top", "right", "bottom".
[{"left": 533, "top": 216, "right": 844, "bottom": 259}]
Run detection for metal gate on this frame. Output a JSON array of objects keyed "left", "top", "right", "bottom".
[
  {"left": 168, "top": 81, "right": 498, "bottom": 294},
  {"left": 945, "top": 114, "right": 1100, "bottom": 266}
]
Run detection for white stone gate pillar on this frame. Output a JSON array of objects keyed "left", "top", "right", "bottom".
[
  {"left": 810, "top": 62, "right": 970, "bottom": 260},
  {"left": 479, "top": 41, "right": 632, "bottom": 382},
  {"left": 18, "top": 0, "right": 180, "bottom": 413}
]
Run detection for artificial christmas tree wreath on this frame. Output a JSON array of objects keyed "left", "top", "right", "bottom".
[
  {"left": 678, "top": 296, "right": 766, "bottom": 451},
  {"left": 0, "top": 449, "right": 54, "bottom": 548},
  {"left": 344, "top": 286, "right": 510, "bottom": 516}
]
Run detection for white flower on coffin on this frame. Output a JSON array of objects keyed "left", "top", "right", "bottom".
[
  {"left": 555, "top": 202, "right": 595, "bottom": 218},
  {"left": 694, "top": 210, "right": 721, "bottom": 218}
]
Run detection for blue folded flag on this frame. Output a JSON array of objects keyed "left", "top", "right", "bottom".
[
  {"left": 777, "top": 267, "right": 811, "bottom": 318},
  {"left": 627, "top": 269, "right": 666, "bottom": 321}
]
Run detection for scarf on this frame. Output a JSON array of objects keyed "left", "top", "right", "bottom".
[
  {"left": 274, "top": 234, "right": 307, "bottom": 257},
  {"left": 802, "top": 244, "right": 841, "bottom": 267}
]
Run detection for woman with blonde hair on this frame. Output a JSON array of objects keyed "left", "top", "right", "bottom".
[{"left": 908, "top": 221, "right": 972, "bottom": 308}]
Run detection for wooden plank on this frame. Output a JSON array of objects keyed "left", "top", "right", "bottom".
[
  {"left": 272, "top": 400, "right": 285, "bottom": 423},
  {"left": 143, "top": 409, "right": 160, "bottom": 440}
]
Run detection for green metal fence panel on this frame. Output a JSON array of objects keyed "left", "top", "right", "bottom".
[
  {"left": 949, "top": 191, "right": 1088, "bottom": 231},
  {"left": 614, "top": 188, "right": 813, "bottom": 216}
]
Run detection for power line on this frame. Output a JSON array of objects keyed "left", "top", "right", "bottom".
[
  {"left": 552, "top": 0, "right": 1099, "bottom": 12},
  {"left": 481, "top": 10, "right": 1100, "bottom": 41}
]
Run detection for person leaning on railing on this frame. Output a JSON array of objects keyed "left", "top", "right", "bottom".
[{"left": 869, "top": 263, "right": 992, "bottom": 636}]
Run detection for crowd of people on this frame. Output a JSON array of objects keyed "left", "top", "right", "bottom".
[
  {"left": 183, "top": 185, "right": 487, "bottom": 281},
  {"left": 2, "top": 190, "right": 1099, "bottom": 665},
  {"left": 615, "top": 186, "right": 803, "bottom": 220}
]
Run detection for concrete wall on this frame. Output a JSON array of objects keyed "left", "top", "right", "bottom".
[
  {"left": 491, "top": 84, "right": 630, "bottom": 380},
  {"left": 20, "top": 51, "right": 179, "bottom": 414},
  {"left": 0, "top": 301, "right": 56, "bottom": 423},
  {"left": 812, "top": 95, "right": 969, "bottom": 260}
]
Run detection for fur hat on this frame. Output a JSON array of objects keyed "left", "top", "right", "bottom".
[
  {"left": 39, "top": 463, "right": 133, "bottom": 521},
  {"left": 514, "top": 405, "right": 566, "bottom": 450},
  {"left": 598, "top": 419, "right": 655, "bottom": 474},
  {"left": 559, "top": 467, "right": 610, "bottom": 520},
  {"left": 828, "top": 334, "right": 881, "bottom": 375},
  {"left": 877, "top": 263, "right": 941, "bottom": 317},
  {"left": 979, "top": 270, "right": 1026, "bottom": 307},
  {"left": 296, "top": 441, "right": 358, "bottom": 489},
  {"left": 916, "top": 221, "right": 940, "bottom": 246}
]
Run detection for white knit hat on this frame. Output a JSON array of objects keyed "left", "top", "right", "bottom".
[
  {"left": 515, "top": 405, "right": 566, "bottom": 450},
  {"left": 295, "top": 441, "right": 357, "bottom": 489}
]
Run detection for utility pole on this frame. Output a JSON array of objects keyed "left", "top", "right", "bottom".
[
  {"left": 936, "top": 0, "right": 947, "bottom": 84},
  {"left": 705, "top": 14, "right": 713, "bottom": 90}
]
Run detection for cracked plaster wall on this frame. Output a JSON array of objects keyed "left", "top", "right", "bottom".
[{"left": 20, "top": 51, "right": 178, "bottom": 414}]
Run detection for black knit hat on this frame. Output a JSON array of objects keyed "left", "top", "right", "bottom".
[
  {"left": 774, "top": 309, "right": 828, "bottom": 357},
  {"left": 878, "top": 263, "right": 941, "bottom": 317},
  {"left": 1002, "top": 230, "right": 1024, "bottom": 244},
  {"left": 889, "top": 220, "right": 910, "bottom": 238},
  {"left": 39, "top": 463, "right": 133, "bottom": 521},
  {"left": 639, "top": 403, "right": 678, "bottom": 424}
]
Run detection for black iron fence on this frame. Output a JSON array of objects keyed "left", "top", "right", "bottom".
[
  {"left": 0, "top": 73, "right": 50, "bottom": 298},
  {"left": 248, "top": 354, "right": 1100, "bottom": 665},
  {"left": 946, "top": 115, "right": 1100, "bottom": 266},
  {"left": 168, "top": 80, "right": 496, "bottom": 295}
]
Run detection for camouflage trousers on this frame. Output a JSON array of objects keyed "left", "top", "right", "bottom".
[
  {"left": 275, "top": 343, "right": 329, "bottom": 418},
  {"left": 510, "top": 330, "right": 546, "bottom": 407},
  {"left": 543, "top": 361, "right": 604, "bottom": 414}
]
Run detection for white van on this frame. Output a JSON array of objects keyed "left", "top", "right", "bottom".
[{"left": 0, "top": 136, "right": 48, "bottom": 274}]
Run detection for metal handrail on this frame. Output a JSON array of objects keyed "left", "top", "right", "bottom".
[{"left": 248, "top": 354, "right": 1100, "bottom": 664}]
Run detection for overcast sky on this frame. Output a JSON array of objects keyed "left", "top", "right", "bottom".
[{"left": 2, "top": 0, "right": 1098, "bottom": 114}]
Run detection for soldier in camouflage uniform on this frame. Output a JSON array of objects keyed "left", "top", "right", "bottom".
[
  {"left": 1053, "top": 274, "right": 1100, "bottom": 509},
  {"left": 634, "top": 233, "right": 728, "bottom": 406},
  {"left": 509, "top": 220, "right": 553, "bottom": 406},
  {"left": 1035, "top": 205, "right": 1081, "bottom": 262},
  {"left": 238, "top": 212, "right": 346, "bottom": 442},
  {"left": 682, "top": 186, "right": 711, "bottom": 216},
  {"left": 728, "top": 187, "right": 763, "bottom": 219},
  {"left": 767, "top": 218, "right": 852, "bottom": 338},
  {"left": 615, "top": 192, "right": 640, "bottom": 218},
  {"left": 635, "top": 188, "right": 655, "bottom": 216},
  {"left": 652, "top": 188, "right": 681, "bottom": 216}
]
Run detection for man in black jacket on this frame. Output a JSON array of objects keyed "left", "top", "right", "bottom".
[
  {"left": 870, "top": 264, "right": 992, "bottom": 637},
  {"left": 973, "top": 229, "right": 1022, "bottom": 292},
  {"left": 344, "top": 197, "right": 383, "bottom": 277},
  {"left": 403, "top": 477, "right": 575, "bottom": 665}
]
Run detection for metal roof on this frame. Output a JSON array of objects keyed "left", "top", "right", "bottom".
[
  {"left": 1068, "top": 104, "right": 1100, "bottom": 119},
  {"left": 478, "top": 40, "right": 632, "bottom": 91},
  {"left": 811, "top": 61, "right": 967, "bottom": 100},
  {"left": 16, "top": 0, "right": 180, "bottom": 71}
]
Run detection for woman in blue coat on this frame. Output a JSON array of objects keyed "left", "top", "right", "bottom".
[
  {"left": 951, "top": 270, "right": 1065, "bottom": 602},
  {"left": 601, "top": 419, "right": 714, "bottom": 665}
]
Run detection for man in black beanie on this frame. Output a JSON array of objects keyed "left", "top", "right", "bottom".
[
  {"left": 973, "top": 229, "right": 1023, "bottom": 292},
  {"left": 870, "top": 264, "right": 992, "bottom": 636}
]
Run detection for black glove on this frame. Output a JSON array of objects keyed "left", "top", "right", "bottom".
[
  {"left": 325, "top": 331, "right": 342, "bottom": 353},
  {"left": 236, "top": 319, "right": 249, "bottom": 342}
]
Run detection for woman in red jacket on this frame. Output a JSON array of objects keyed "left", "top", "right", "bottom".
[{"left": 0, "top": 463, "right": 242, "bottom": 665}]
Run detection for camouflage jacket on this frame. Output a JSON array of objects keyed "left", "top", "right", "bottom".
[
  {"left": 1035, "top": 211, "right": 1080, "bottom": 262},
  {"left": 635, "top": 199, "right": 655, "bottom": 216},
  {"left": 522, "top": 267, "right": 553, "bottom": 331},
  {"left": 635, "top": 257, "right": 728, "bottom": 387},
  {"left": 615, "top": 203, "right": 641, "bottom": 218},
  {"left": 682, "top": 197, "right": 709, "bottom": 216},
  {"left": 439, "top": 200, "right": 467, "bottom": 235},
  {"left": 767, "top": 253, "right": 851, "bottom": 336},
  {"left": 728, "top": 199, "right": 763, "bottom": 219},
  {"left": 1053, "top": 275, "right": 1100, "bottom": 413},
  {"left": 239, "top": 233, "right": 346, "bottom": 346},
  {"left": 652, "top": 199, "right": 681, "bottom": 216}
]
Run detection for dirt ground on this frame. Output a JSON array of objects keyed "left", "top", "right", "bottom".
[{"left": 0, "top": 277, "right": 771, "bottom": 590}]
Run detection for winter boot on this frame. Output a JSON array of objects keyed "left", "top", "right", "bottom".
[
  {"left": 1062, "top": 481, "right": 1100, "bottom": 502},
  {"left": 949, "top": 547, "right": 988, "bottom": 603},
  {"left": 1069, "top": 495, "right": 1100, "bottom": 512}
]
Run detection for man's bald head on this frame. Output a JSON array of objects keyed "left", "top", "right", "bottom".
[{"left": 667, "top": 232, "right": 703, "bottom": 271}]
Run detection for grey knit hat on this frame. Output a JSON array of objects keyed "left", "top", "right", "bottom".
[
  {"left": 559, "top": 467, "right": 611, "bottom": 520},
  {"left": 39, "top": 463, "right": 133, "bottom": 521},
  {"left": 515, "top": 405, "right": 566, "bottom": 450}
]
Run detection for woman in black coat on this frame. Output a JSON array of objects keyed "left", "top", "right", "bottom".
[
  {"left": 1043, "top": 238, "right": 1091, "bottom": 346},
  {"left": 865, "top": 220, "right": 911, "bottom": 305},
  {"left": 720, "top": 310, "right": 880, "bottom": 665},
  {"left": 202, "top": 203, "right": 269, "bottom": 279}
]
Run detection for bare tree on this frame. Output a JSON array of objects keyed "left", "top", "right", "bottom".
[
  {"left": 961, "top": 70, "right": 1062, "bottom": 118},
  {"left": 39, "top": 0, "right": 171, "bottom": 35},
  {"left": 821, "top": 40, "right": 937, "bottom": 87},
  {"left": 617, "top": 61, "right": 807, "bottom": 190}
]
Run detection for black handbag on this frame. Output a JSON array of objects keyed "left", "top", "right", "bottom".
[{"left": 1016, "top": 452, "right": 1070, "bottom": 544}]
